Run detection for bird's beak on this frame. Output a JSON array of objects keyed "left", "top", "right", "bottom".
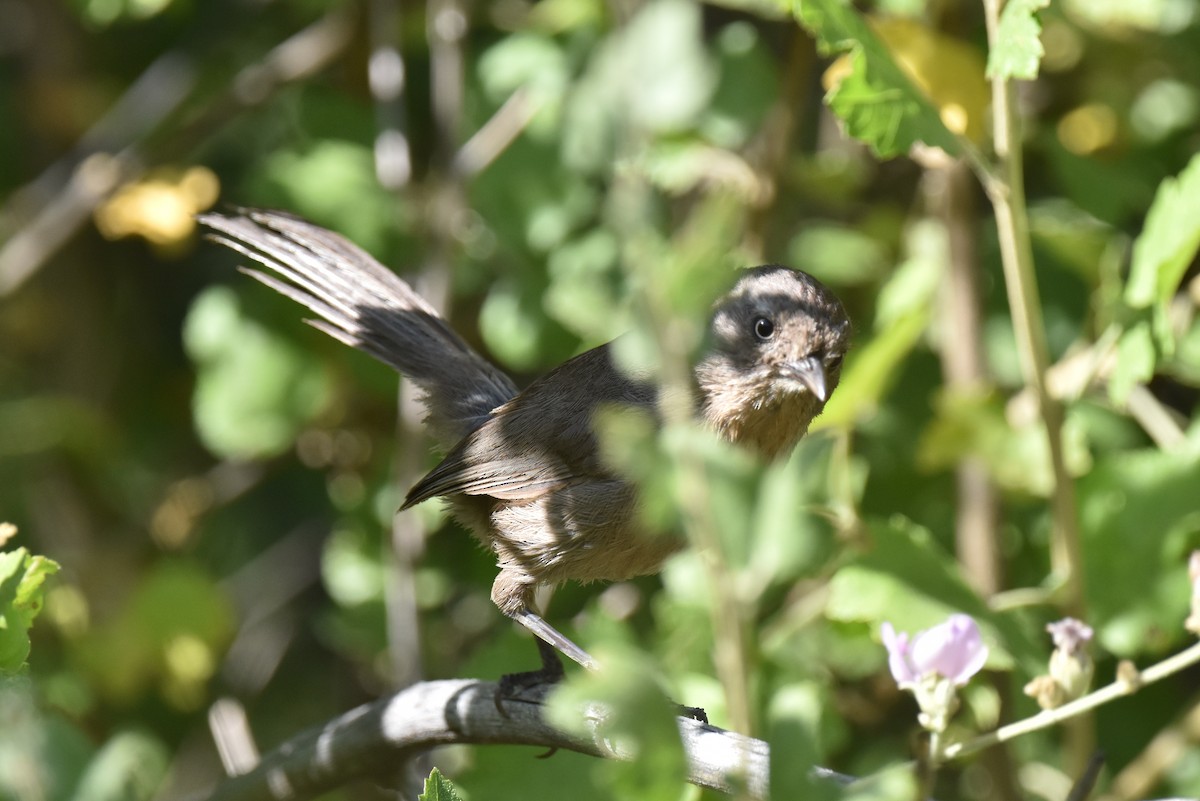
[{"left": 782, "top": 356, "right": 828, "bottom": 401}]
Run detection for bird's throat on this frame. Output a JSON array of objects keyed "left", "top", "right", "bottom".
[{"left": 701, "top": 384, "right": 821, "bottom": 460}]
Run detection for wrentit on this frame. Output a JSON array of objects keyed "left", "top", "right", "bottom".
[{"left": 201, "top": 210, "right": 851, "bottom": 684}]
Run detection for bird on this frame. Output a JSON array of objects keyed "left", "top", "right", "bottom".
[{"left": 200, "top": 209, "right": 851, "bottom": 688}]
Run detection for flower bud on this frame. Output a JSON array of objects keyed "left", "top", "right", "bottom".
[{"left": 1024, "top": 617, "right": 1093, "bottom": 710}]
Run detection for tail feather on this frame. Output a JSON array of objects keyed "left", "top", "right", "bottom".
[{"left": 199, "top": 209, "right": 518, "bottom": 447}]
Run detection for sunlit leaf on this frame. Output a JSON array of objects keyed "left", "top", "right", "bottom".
[
  {"left": 705, "top": 21, "right": 780, "bottom": 147},
  {"left": 872, "top": 18, "right": 990, "bottom": 143},
  {"left": 0, "top": 545, "right": 60, "bottom": 673},
  {"left": 478, "top": 283, "right": 542, "bottom": 369},
  {"left": 1062, "top": 0, "right": 1191, "bottom": 35},
  {"left": 1126, "top": 152, "right": 1200, "bottom": 315},
  {"left": 987, "top": 0, "right": 1051, "bottom": 80},
  {"left": 639, "top": 139, "right": 763, "bottom": 200},
  {"left": 748, "top": 446, "right": 834, "bottom": 594},
  {"left": 814, "top": 218, "right": 945, "bottom": 429},
  {"left": 544, "top": 229, "right": 625, "bottom": 340},
  {"left": 477, "top": 34, "right": 568, "bottom": 139},
  {"left": 817, "top": 311, "right": 924, "bottom": 429},
  {"left": 73, "top": 562, "right": 234, "bottom": 707},
  {"left": 788, "top": 0, "right": 959, "bottom": 157},
  {"left": 788, "top": 223, "right": 889, "bottom": 286}
]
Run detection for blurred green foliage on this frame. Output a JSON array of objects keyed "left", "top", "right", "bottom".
[{"left": 3, "top": 0, "right": 1200, "bottom": 799}]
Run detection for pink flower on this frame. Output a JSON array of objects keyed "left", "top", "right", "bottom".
[{"left": 882, "top": 614, "right": 989, "bottom": 689}]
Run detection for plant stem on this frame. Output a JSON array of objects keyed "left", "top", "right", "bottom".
[
  {"left": 981, "top": 0, "right": 1091, "bottom": 771},
  {"left": 979, "top": 0, "right": 1084, "bottom": 615},
  {"left": 920, "top": 729, "right": 943, "bottom": 799}
]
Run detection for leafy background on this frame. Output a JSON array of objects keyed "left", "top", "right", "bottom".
[{"left": 1, "top": 0, "right": 1199, "bottom": 799}]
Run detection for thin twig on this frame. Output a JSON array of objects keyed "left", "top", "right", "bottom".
[
  {"left": 1125, "top": 384, "right": 1188, "bottom": 450},
  {"left": 0, "top": 8, "right": 354, "bottom": 297},
  {"left": 452, "top": 87, "right": 539, "bottom": 178},
  {"left": 1065, "top": 751, "right": 1106, "bottom": 801},
  {"left": 942, "top": 640, "right": 1200, "bottom": 761},
  {"left": 209, "top": 698, "right": 261, "bottom": 777}
]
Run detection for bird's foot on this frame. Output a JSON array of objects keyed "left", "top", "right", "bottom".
[{"left": 494, "top": 638, "right": 566, "bottom": 715}]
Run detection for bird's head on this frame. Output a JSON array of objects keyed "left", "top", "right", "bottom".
[{"left": 697, "top": 265, "right": 850, "bottom": 455}]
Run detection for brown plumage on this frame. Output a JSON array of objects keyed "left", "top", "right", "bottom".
[{"left": 200, "top": 209, "right": 850, "bottom": 678}]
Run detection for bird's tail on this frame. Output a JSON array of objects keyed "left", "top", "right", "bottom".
[{"left": 199, "top": 209, "right": 517, "bottom": 446}]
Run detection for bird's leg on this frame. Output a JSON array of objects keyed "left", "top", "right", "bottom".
[
  {"left": 495, "top": 609, "right": 589, "bottom": 710},
  {"left": 514, "top": 608, "right": 598, "bottom": 670},
  {"left": 499, "top": 608, "right": 708, "bottom": 724},
  {"left": 490, "top": 575, "right": 706, "bottom": 722},
  {"left": 492, "top": 571, "right": 594, "bottom": 698}
]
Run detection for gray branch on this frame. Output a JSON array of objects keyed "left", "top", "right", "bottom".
[{"left": 201, "top": 678, "right": 778, "bottom": 800}]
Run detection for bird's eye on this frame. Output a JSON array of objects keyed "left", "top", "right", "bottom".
[
  {"left": 753, "top": 317, "right": 775, "bottom": 341},
  {"left": 826, "top": 353, "right": 843, "bottom": 371}
]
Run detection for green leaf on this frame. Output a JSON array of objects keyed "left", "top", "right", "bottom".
[
  {"left": 73, "top": 562, "right": 234, "bottom": 706},
  {"left": 546, "top": 643, "right": 686, "bottom": 800},
  {"left": 1109, "top": 320, "right": 1157, "bottom": 405},
  {"left": 478, "top": 282, "right": 547, "bottom": 370},
  {"left": 748, "top": 445, "right": 835, "bottom": 594},
  {"left": 562, "top": 0, "right": 716, "bottom": 171},
  {"left": 816, "top": 311, "right": 924, "bottom": 430},
  {"left": 420, "top": 768, "right": 464, "bottom": 801},
  {"left": 73, "top": 730, "right": 169, "bottom": 801},
  {"left": 0, "top": 678, "right": 94, "bottom": 800},
  {"left": 918, "top": 388, "right": 1093, "bottom": 496},
  {"left": 986, "top": 0, "right": 1051, "bottom": 80},
  {"left": 257, "top": 140, "right": 400, "bottom": 255},
  {"left": 1078, "top": 445, "right": 1200, "bottom": 656},
  {"left": 814, "top": 218, "right": 944, "bottom": 429},
  {"left": 787, "top": 223, "right": 889, "bottom": 287},
  {"left": 841, "top": 763, "right": 919, "bottom": 801},
  {"left": 825, "top": 517, "right": 1040, "bottom": 674},
  {"left": 787, "top": 0, "right": 959, "bottom": 157},
  {"left": 769, "top": 683, "right": 837, "bottom": 801},
  {"left": 0, "top": 547, "right": 60, "bottom": 674},
  {"left": 1126, "top": 152, "right": 1200, "bottom": 311},
  {"left": 184, "top": 287, "right": 333, "bottom": 460}
]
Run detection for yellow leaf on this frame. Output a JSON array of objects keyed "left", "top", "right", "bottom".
[{"left": 826, "top": 18, "right": 990, "bottom": 145}]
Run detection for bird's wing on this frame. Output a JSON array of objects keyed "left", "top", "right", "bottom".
[
  {"left": 402, "top": 445, "right": 578, "bottom": 505},
  {"left": 402, "top": 344, "right": 655, "bottom": 507}
]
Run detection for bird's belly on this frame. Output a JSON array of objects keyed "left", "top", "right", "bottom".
[{"left": 487, "top": 480, "right": 683, "bottom": 586}]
